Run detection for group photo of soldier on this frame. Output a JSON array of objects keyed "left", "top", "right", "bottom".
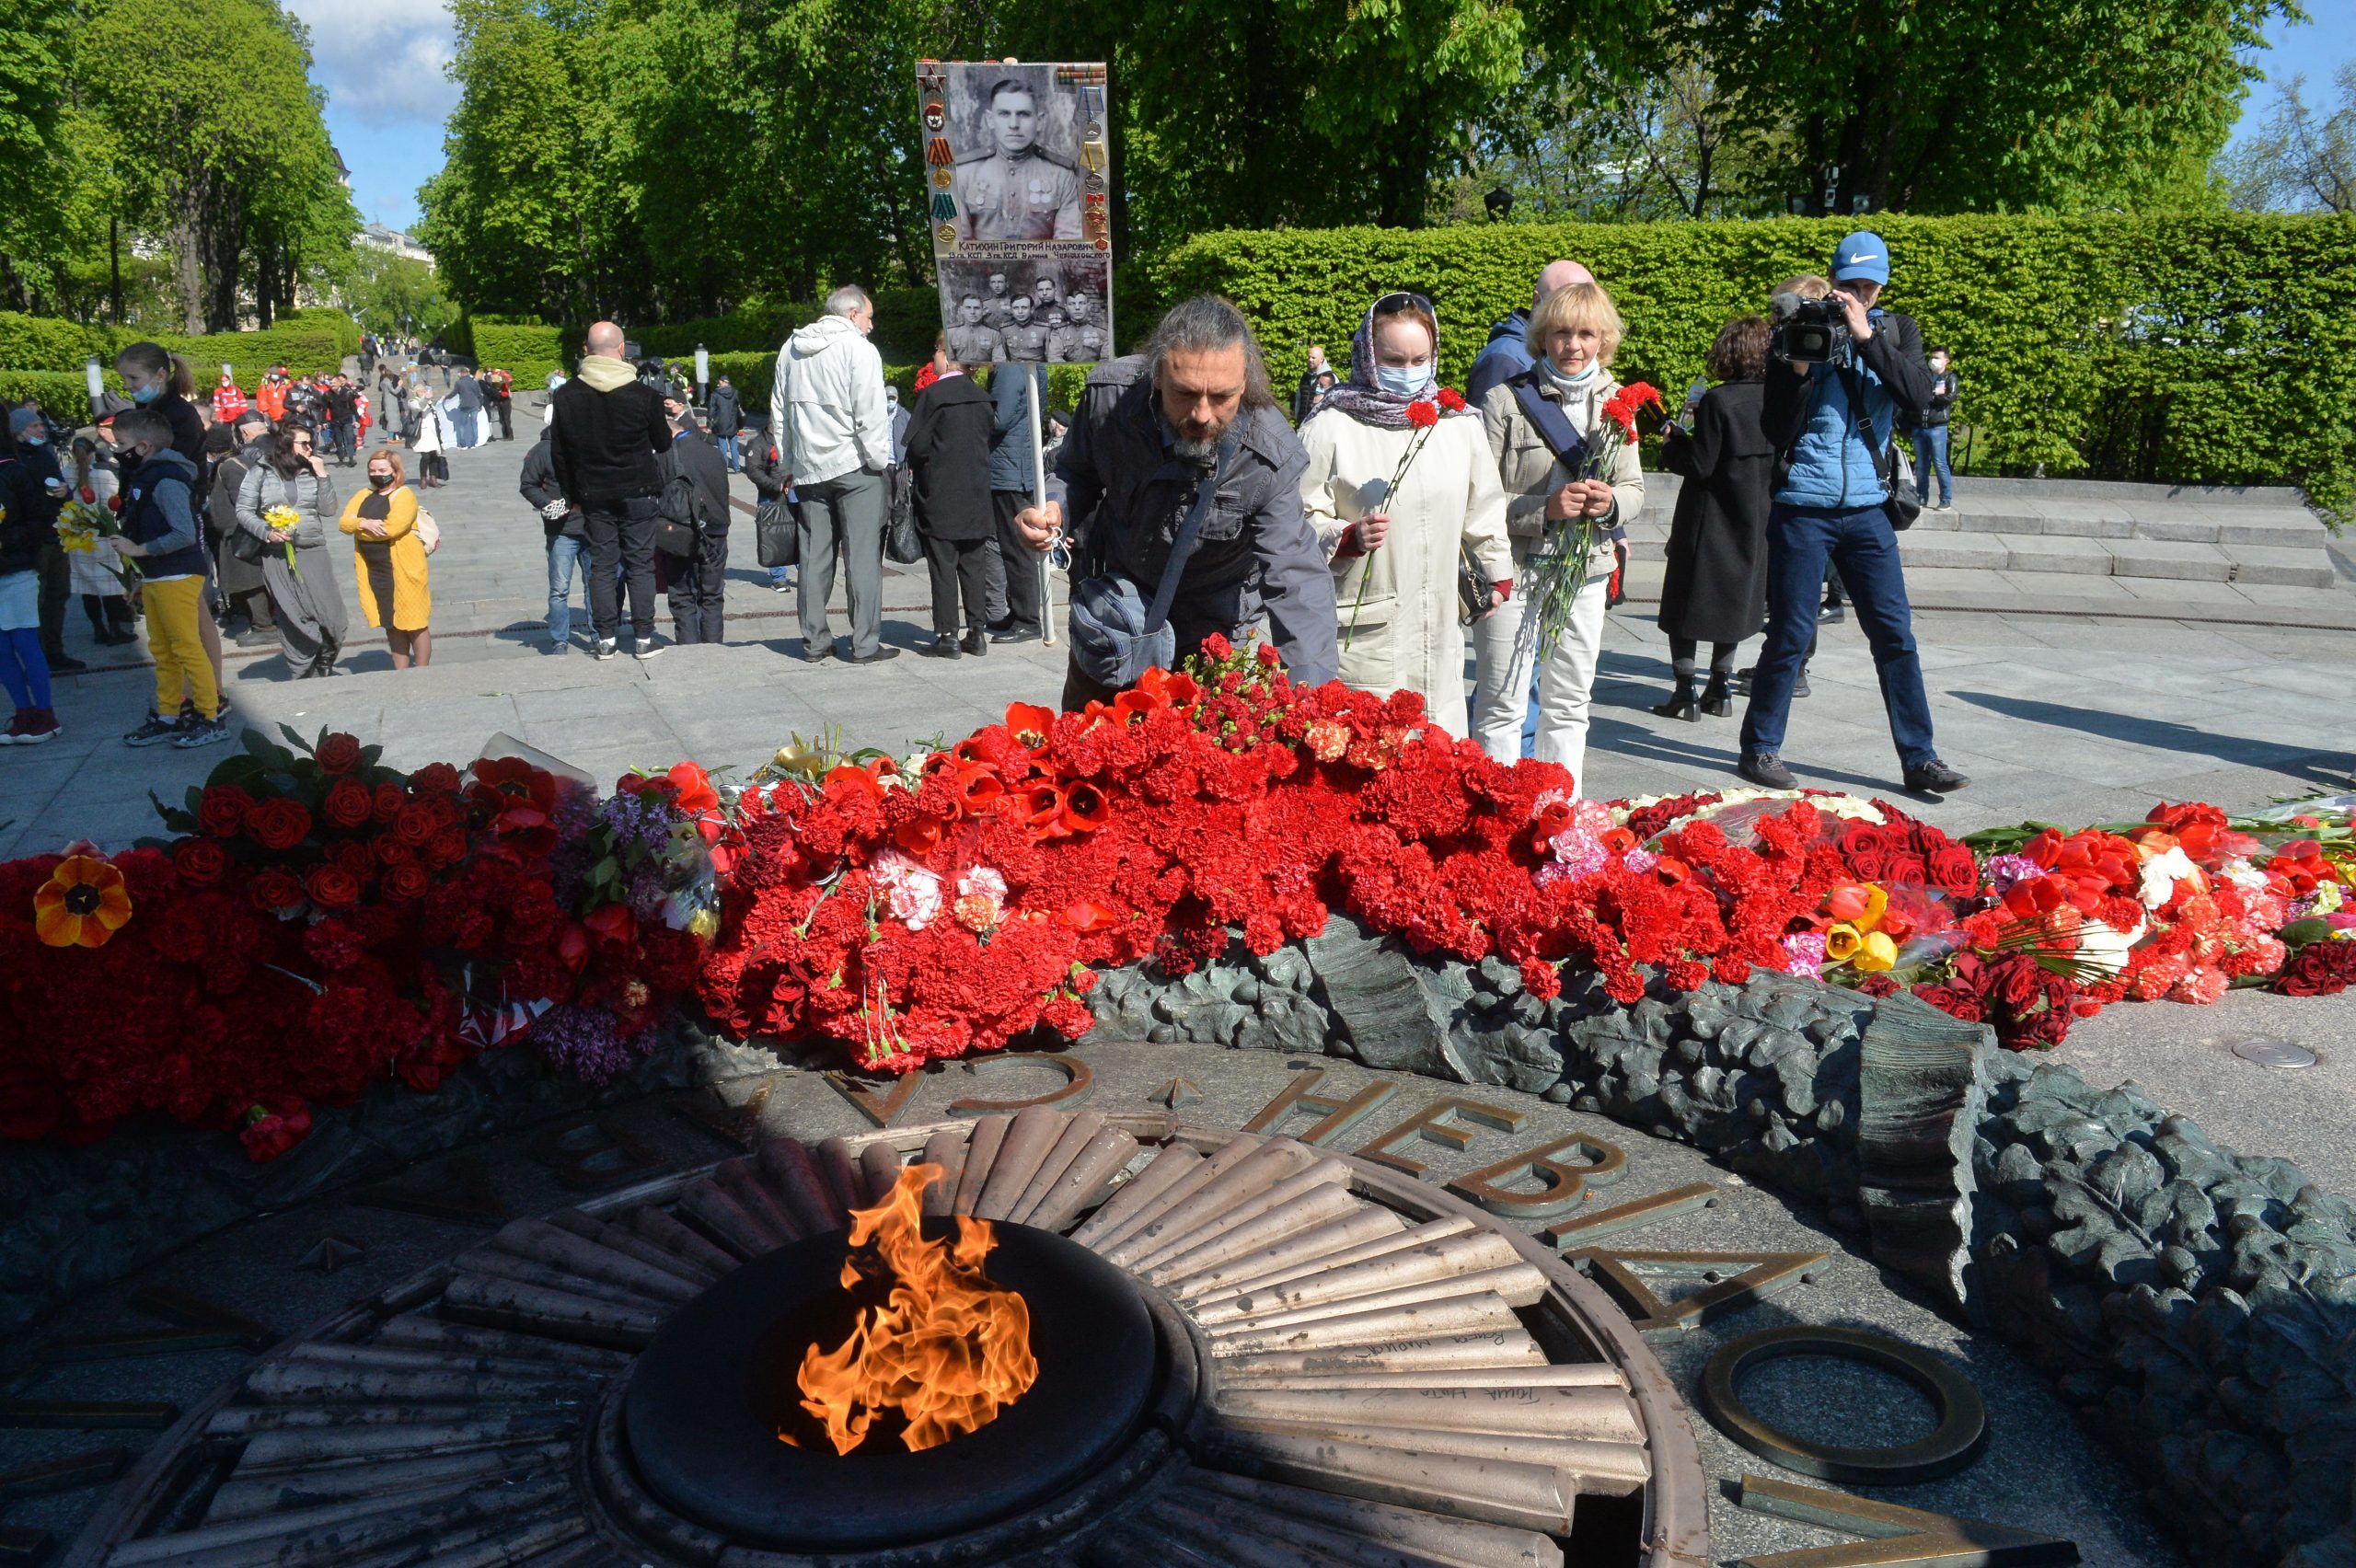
[{"left": 936, "top": 258, "right": 1110, "bottom": 363}]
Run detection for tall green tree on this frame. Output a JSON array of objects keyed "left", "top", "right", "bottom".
[{"left": 2224, "top": 65, "right": 2356, "bottom": 213}]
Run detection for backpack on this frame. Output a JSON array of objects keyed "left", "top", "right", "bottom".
[{"left": 655, "top": 454, "right": 701, "bottom": 557}]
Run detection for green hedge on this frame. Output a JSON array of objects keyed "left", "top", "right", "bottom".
[
  {"left": 1149, "top": 214, "right": 2356, "bottom": 513},
  {"left": 0, "top": 308, "right": 364, "bottom": 382},
  {"left": 0, "top": 370, "right": 108, "bottom": 413},
  {"left": 697, "top": 351, "right": 1088, "bottom": 429},
  {"left": 464, "top": 317, "right": 568, "bottom": 382},
  {"left": 629, "top": 288, "right": 941, "bottom": 368}
]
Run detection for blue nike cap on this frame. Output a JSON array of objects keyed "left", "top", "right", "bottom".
[{"left": 1831, "top": 231, "right": 1890, "bottom": 285}]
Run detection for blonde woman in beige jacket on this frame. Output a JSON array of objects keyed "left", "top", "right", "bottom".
[
  {"left": 1473, "top": 281, "right": 1645, "bottom": 790},
  {"left": 1299, "top": 294, "right": 1513, "bottom": 737}
]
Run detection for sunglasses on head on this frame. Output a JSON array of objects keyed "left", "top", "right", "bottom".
[{"left": 1372, "top": 291, "right": 1434, "bottom": 317}]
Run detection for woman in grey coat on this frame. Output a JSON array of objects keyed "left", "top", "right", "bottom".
[{"left": 236, "top": 426, "right": 350, "bottom": 677}]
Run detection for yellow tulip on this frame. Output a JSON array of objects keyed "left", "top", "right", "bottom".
[
  {"left": 1854, "top": 931, "right": 1899, "bottom": 973},
  {"left": 1824, "top": 923, "right": 1862, "bottom": 963}
]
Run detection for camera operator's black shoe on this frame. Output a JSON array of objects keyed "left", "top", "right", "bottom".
[
  {"left": 1738, "top": 751, "right": 1796, "bottom": 790},
  {"left": 1903, "top": 760, "right": 1970, "bottom": 794},
  {"left": 1818, "top": 602, "right": 1845, "bottom": 623}
]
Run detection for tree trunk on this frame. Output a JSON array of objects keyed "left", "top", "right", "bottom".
[
  {"left": 254, "top": 234, "right": 277, "bottom": 327},
  {"left": 172, "top": 212, "right": 206, "bottom": 335},
  {"left": 110, "top": 216, "right": 124, "bottom": 325}
]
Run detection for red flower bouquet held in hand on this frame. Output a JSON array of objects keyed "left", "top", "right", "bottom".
[{"left": 1528, "top": 382, "right": 1662, "bottom": 648}]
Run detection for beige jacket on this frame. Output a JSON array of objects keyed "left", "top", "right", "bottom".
[
  {"left": 1299, "top": 410, "right": 1513, "bottom": 737},
  {"left": 1481, "top": 369, "right": 1646, "bottom": 573}
]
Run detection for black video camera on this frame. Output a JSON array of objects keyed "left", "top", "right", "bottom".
[{"left": 1770, "top": 292, "right": 1849, "bottom": 365}]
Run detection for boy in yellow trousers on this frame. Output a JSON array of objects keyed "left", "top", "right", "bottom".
[{"left": 110, "top": 409, "right": 232, "bottom": 750}]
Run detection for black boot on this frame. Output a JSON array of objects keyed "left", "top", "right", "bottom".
[
  {"left": 1699, "top": 671, "right": 1733, "bottom": 717},
  {"left": 1650, "top": 676, "right": 1700, "bottom": 721}
]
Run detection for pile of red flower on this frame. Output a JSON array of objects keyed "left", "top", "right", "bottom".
[
  {"left": 699, "top": 639, "right": 2355, "bottom": 1065},
  {"left": 0, "top": 730, "right": 699, "bottom": 1159}
]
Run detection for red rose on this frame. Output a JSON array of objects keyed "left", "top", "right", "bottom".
[
  {"left": 198, "top": 785, "right": 253, "bottom": 837},
  {"left": 249, "top": 869, "right": 303, "bottom": 911},
  {"left": 322, "top": 779, "right": 373, "bottom": 828},
  {"left": 425, "top": 828, "right": 467, "bottom": 868},
  {"left": 412, "top": 762, "right": 462, "bottom": 795},
  {"left": 306, "top": 865, "right": 362, "bottom": 910},
  {"left": 379, "top": 864, "right": 430, "bottom": 902},
  {"left": 395, "top": 804, "right": 437, "bottom": 846},
  {"left": 1930, "top": 846, "right": 1980, "bottom": 896},
  {"left": 1839, "top": 822, "right": 1881, "bottom": 857},
  {"left": 373, "top": 781, "right": 406, "bottom": 823},
  {"left": 375, "top": 835, "right": 415, "bottom": 866},
  {"left": 1847, "top": 848, "right": 1888, "bottom": 881},
  {"left": 248, "top": 798, "right": 311, "bottom": 851},
  {"left": 314, "top": 732, "right": 363, "bottom": 774},
  {"left": 329, "top": 839, "right": 375, "bottom": 883},
  {"left": 175, "top": 838, "right": 227, "bottom": 886}
]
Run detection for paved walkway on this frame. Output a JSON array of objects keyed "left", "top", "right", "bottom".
[{"left": 6, "top": 399, "right": 2356, "bottom": 1193}]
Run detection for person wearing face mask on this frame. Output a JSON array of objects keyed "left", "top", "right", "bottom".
[
  {"left": 9, "top": 409, "right": 80, "bottom": 674},
  {"left": 1473, "top": 282, "right": 1645, "bottom": 785},
  {"left": 64, "top": 433, "right": 134, "bottom": 648},
  {"left": 1298, "top": 293, "right": 1510, "bottom": 737},
  {"left": 0, "top": 414, "right": 60, "bottom": 743},
  {"left": 117, "top": 340, "right": 229, "bottom": 712},
  {"left": 237, "top": 426, "right": 350, "bottom": 678},
  {"left": 341, "top": 448, "right": 432, "bottom": 668}
]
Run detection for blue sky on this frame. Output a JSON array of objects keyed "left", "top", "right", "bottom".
[{"left": 299, "top": 3, "right": 2353, "bottom": 237}]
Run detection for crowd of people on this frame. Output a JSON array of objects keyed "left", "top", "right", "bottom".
[
  {"left": 0, "top": 334, "right": 502, "bottom": 748},
  {"left": 544, "top": 231, "right": 1962, "bottom": 797}
]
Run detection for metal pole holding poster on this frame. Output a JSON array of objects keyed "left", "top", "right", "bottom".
[{"left": 918, "top": 57, "right": 1112, "bottom": 650}]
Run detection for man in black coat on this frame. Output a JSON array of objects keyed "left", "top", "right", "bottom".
[
  {"left": 659, "top": 393, "right": 733, "bottom": 646},
  {"left": 520, "top": 423, "right": 588, "bottom": 653},
  {"left": 905, "top": 356, "right": 996, "bottom": 658},
  {"left": 741, "top": 427, "right": 797, "bottom": 594},
  {"left": 707, "top": 375, "right": 743, "bottom": 471},
  {"left": 550, "top": 320, "right": 675, "bottom": 658}
]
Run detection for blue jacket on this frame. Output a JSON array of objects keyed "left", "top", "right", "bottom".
[
  {"left": 987, "top": 363, "right": 1045, "bottom": 493},
  {"left": 120, "top": 450, "right": 209, "bottom": 580},
  {"left": 1465, "top": 310, "right": 1534, "bottom": 409},
  {"left": 1761, "top": 308, "right": 1932, "bottom": 513}
]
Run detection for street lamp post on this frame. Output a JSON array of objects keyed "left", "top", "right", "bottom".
[
  {"left": 695, "top": 343, "right": 710, "bottom": 407},
  {"left": 83, "top": 356, "right": 104, "bottom": 421}
]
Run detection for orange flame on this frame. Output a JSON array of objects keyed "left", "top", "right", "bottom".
[{"left": 785, "top": 1163, "right": 1037, "bottom": 1454}]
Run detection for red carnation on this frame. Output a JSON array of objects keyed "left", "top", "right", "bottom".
[
  {"left": 174, "top": 838, "right": 227, "bottom": 886},
  {"left": 1437, "top": 387, "right": 1468, "bottom": 412},
  {"left": 238, "top": 1101, "right": 313, "bottom": 1162},
  {"left": 248, "top": 798, "right": 311, "bottom": 852},
  {"left": 249, "top": 868, "right": 303, "bottom": 911},
  {"left": 314, "top": 732, "right": 363, "bottom": 774},
  {"left": 198, "top": 785, "right": 252, "bottom": 838},
  {"left": 1404, "top": 400, "right": 1440, "bottom": 430},
  {"left": 322, "top": 779, "right": 374, "bottom": 829}
]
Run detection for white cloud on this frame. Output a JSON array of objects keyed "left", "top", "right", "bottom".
[{"left": 285, "top": 0, "right": 460, "bottom": 126}]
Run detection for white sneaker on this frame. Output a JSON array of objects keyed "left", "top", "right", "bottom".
[
  {"left": 634, "top": 640, "right": 664, "bottom": 661},
  {"left": 594, "top": 639, "right": 618, "bottom": 661}
]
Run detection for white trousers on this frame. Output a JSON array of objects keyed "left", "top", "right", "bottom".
[{"left": 1471, "top": 573, "right": 1609, "bottom": 791}]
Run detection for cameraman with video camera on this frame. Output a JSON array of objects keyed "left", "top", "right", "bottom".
[{"left": 1736, "top": 231, "right": 1968, "bottom": 796}]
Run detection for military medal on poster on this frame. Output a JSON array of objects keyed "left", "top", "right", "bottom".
[{"left": 921, "top": 61, "right": 1114, "bottom": 366}]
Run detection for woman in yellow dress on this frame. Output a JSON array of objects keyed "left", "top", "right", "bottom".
[{"left": 340, "top": 446, "right": 433, "bottom": 668}]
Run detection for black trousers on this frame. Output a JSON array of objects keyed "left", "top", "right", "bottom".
[
  {"left": 923, "top": 533, "right": 992, "bottom": 638},
  {"left": 666, "top": 526, "right": 728, "bottom": 644},
  {"left": 584, "top": 502, "right": 659, "bottom": 641},
  {"left": 990, "top": 490, "right": 1042, "bottom": 632},
  {"left": 495, "top": 399, "right": 514, "bottom": 440},
  {"left": 36, "top": 544, "right": 67, "bottom": 661}
]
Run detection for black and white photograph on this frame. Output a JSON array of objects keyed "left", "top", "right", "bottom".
[
  {"left": 923, "top": 59, "right": 1112, "bottom": 362},
  {"left": 935, "top": 255, "right": 1112, "bottom": 363}
]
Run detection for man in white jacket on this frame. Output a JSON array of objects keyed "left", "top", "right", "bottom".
[{"left": 771, "top": 286, "right": 896, "bottom": 663}]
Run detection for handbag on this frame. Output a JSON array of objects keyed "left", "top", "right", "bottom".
[
  {"left": 227, "top": 525, "right": 269, "bottom": 565},
  {"left": 1455, "top": 542, "right": 1491, "bottom": 628},
  {"left": 884, "top": 469, "right": 923, "bottom": 566},
  {"left": 755, "top": 499, "right": 798, "bottom": 570},
  {"left": 414, "top": 507, "right": 441, "bottom": 555},
  {"left": 1835, "top": 362, "right": 1920, "bottom": 531},
  {"left": 1068, "top": 430, "right": 1240, "bottom": 688}
]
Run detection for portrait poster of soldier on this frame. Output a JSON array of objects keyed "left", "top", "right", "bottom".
[{"left": 922, "top": 60, "right": 1112, "bottom": 363}]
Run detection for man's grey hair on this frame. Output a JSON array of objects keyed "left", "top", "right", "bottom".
[
  {"left": 824, "top": 285, "right": 871, "bottom": 318},
  {"left": 1145, "top": 295, "right": 1276, "bottom": 410}
]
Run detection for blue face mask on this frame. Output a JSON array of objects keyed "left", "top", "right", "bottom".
[
  {"left": 21, "top": 434, "right": 44, "bottom": 446},
  {"left": 131, "top": 383, "right": 162, "bottom": 405},
  {"left": 1375, "top": 363, "right": 1433, "bottom": 398}
]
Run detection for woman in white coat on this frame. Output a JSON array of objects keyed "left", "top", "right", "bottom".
[
  {"left": 410, "top": 385, "right": 448, "bottom": 488},
  {"left": 1298, "top": 294, "right": 1512, "bottom": 738},
  {"left": 1472, "top": 282, "right": 1646, "bottom": 789}
]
